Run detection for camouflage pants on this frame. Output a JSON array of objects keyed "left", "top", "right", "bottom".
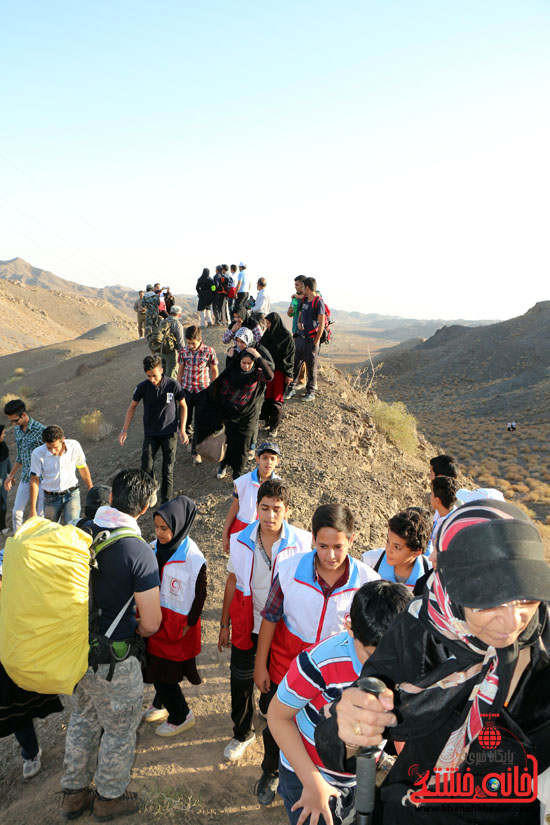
[
  {"left": 61, "top": 657, "right": 143, "bottom": 798},
  {"left": 145, "top": 310, "right": 160, "bottom": 337}
]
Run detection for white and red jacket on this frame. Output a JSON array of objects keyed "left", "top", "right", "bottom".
[
  {"left": 230, "top": 468, "right": 281, "bottom": 535},
  {"left": 229, "top": 520, "right": 311, "bottom": 651},
  {"left": 269, "top": 550, "right": 380, "bottom": 684},
  {"left": 147, "top": 537, "right": 206, "bottom": 662}
]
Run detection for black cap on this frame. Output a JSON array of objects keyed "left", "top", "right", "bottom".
[
  {"left": 84, "top": 485, "right": 111, "bottom": 519},
  {"left": 256, "top": 441, "right": 281, "bottom": 457},
  {"left": 437, "top": 499, "right": 550, "bottom": 609}
]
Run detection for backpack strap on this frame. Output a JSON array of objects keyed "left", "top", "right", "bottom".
[{"left": 373, "top": 551, "right": 385, "bottom": 573}]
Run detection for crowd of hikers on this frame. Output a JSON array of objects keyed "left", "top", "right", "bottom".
[{"left": 1, "top": 268, "right": 550, "bottom": 825}]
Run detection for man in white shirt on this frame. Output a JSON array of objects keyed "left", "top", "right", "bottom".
[
  {"left": 29, "top": 424, "right": 93, "bottom": 524},
  {"left": 253, "top": 278, "right": 270, "bottom": 319}
]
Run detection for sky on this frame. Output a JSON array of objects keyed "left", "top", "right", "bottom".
[{"left": 1, "top": 0, "right": 549, "bottom": 320}]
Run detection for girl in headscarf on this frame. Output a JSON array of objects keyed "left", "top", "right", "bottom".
[
  {"left": 195, "top": 268, "right": 215, "bottom": 328},
  {"left": 315, "top": 499, "right": 550, "bottom": 824},
  {"left": 259, "top": 312, "right": 295, "bottom": 436},
  {"left": 223, "top": 306, "right": 262, "bottom": 346},
  {"left": 225, "top": 327, "right": 254, "bottom": 368},
  {"left": 142, "top": 496, "right": 207, "bottom": 736},
  {"left": 215, "top": 346, "right": 274, "bottom": 480}
]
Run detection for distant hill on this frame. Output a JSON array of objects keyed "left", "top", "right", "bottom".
[
  {"left": 270, "top": 300, "right": 496, "bottom": 343},
  {"left": 376, "top": 301, "right": 550, "bottom": 421}
]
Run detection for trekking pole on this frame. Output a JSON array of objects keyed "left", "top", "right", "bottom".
[{"left": 354, "top": 676, "right": 386, "bottom": 825}]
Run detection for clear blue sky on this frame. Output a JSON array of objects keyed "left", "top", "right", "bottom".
[{"left": 1, "top": 0, "right": 549, "bottom": 319}]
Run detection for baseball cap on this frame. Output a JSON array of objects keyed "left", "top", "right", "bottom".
[
  {"left": 170, "top": 305, "right": 182, "bottom": 315},
  {"left": 239, "top": 262, "right": 247, "bottom": 268},
  {"left": 256, "top": 442, "right": 281, "bottom": 457}
]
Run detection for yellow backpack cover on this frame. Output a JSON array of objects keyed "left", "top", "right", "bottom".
[{"left": 0, "top": 517, "right": 92, "bottom": 694}]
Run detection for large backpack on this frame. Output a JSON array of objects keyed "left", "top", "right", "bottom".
[
  {"left": 0, "top": 518, "right": 145, "bottom": 694},
  {"left": 147, "top": 318, "right": 178, "bottom": 353},
  {"left": 143, "top": 292, "right": 160, "bottom": 312},
  {"left": 304, "top": 295, "right": 333, "bottom": 344}
]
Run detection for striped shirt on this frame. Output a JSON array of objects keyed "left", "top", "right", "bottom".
[
  {"left": 14, "top": 417, "right": 46, "bottom": 482},
  {"left": 177, "top": 344, "right": 218, "bottom": 392},
  {"left": 276, "top": 630, "right": 362, "bottom": 787}
]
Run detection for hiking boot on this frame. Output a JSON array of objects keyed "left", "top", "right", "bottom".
[
  {"left": 155, "top": 711, "right": 195, "bottom": 736},
  {"left": 93, "top": 790, "right": 139, "bottom": 822},
  {"left": 142, "top": 704, "right": 168, "bottom": 723},
  {"left": 22, "top": 747, "right": 41, "bottom": 779},
  {"left": 284, "top": 386, "right": 296, "bottom": 400},
  {"left": 302, "top": 392, "right": 316, "bottom": 402},
  {"left": 61, "top": 787, "right": 95, "bottom": 820},
  {"left": 223, "top": 734, "right": 256, "bottom": 761},
  {"left": 254, "top": 770, "right": 279, "bottom": 806}
]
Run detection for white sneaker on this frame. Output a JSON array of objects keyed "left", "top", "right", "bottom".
[
  {"left": 23, "top": 748, "right": 41, "bottom": 779},
  {"left": 155, "top": 711, "right": 195, "bottom": 737},
  {"left": 216, "top": 466, "right": 227, "bottom": 480},
  {"left": 193, "top": 454, "right": 202, "bottom": 465},
  {"left": 142, "top": 704, "right": 168, "bottom": 723},
  {"left": 223, "top": 735, "right": 256, "bottom": 761},
  {"left": 1, "top": 527, "right": 10, "bottom": 535}
]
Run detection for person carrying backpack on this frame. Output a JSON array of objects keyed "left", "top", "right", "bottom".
[
  {"left": 147, "top": 306, "right": 185, "bottom": 379},
  {"left": 143, "top": 285, "right": 161, "bottom": 337},
  {"left": 60, "top": 469, "right": 161, "bottom": 822},
  {"left": 284, "top": 277, "right": 326, "bottom": 403}
]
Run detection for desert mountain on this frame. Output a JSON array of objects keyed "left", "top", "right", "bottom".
[
  {"left": 376, "top": 301, "right": 550, "bottom": 422},
  {"left": 0, "top": 258, "right": 197, "bottom": 356}
]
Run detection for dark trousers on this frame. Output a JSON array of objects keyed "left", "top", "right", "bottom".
[
  {"left": 221, "top": 422, "right": 254, "bottom": 480},
  {"left": 292, "top": 336, "right": 319, "bottom": 393},
  {"left": 141, "top": 433, "right": 178, "bottom": 503},
  {"left": 212, "top": 294, "right": 228, "bottom": 324},
  {"left": 14, "top": 719, "right": 39, "bottom": 760},
  {"left": 230, "top": 639, "right": 259, "bottom": 742},
  {"left": 184, "top": 390, "right": 201, "bottom": 455},
  {"left": 261, "top": 680, "right": 280, "bottom": 774},
  {"left": 152, "top": 682, "right": 190, "bottom": 725}
]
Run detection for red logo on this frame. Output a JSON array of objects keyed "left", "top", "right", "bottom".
[
  {"left": 169, "top": 577, "right": 181, "bottom": 594},
  {"left": 478, "top": 721, "right": 501, "bottom": 750},
  {"left": 410, "top": 721, "right": 538, "bottom": 805}
]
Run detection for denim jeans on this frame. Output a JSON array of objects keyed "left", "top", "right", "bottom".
[
  {"left": 278, "top": 761, "right": 356, "bottom": 825},
  {"left": 12, "top": 480, "right": 44, "bottom": 531},
  {"left": 43, "top": 487, "right": 81, "bottom": 524},
  {"left": 141, "top": 433, "right": 177, "bottom": 503}
]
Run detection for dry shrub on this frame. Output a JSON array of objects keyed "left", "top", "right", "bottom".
[
  {"left": 510, "top": 483, "right": 529, "bottom": 495},
  {"left": 369, "top": 400, "right": 417, "bottom": 454},
  {"left": 80, "top": 410, "right": 113, "bottom": 442},
  {"left": 0, "top": 391, "right": 32, "bottom": 410},
  {"left": 503, "top": 463, "right": 528, "bottom": 482},
  {"left": 511, "top": 500, "right": 535, "bottom": 519},
  {"left": 476, "top": 473, "right": 497, "bottom": 487},
  {"left": 13, "top": 367, "right": 25, "bottom": 376}
]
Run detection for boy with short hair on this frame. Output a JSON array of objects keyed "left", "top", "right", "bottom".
[
  {"left": 361, "top": 507, "right": 432, "bottom": 588},
  {"left": 119, "top": 355, "right": 188, "bottom": 503},
  {"left": 218, "top": 479, "right": 311, "bottom": 763},
  {"left": 176, "top": 325, "right": 218, "bottom": 465},
  {"left": 429, "top": 453, "right": 458, "bottom": 480},
  {"left": 269, "top": 581, "right": 412, "bottom": 825},
  {"left": 221, "top": 442, "right": 281, "bottom": 553},
  {"left": 253, "top": 503, "right": 380, "bottom": 806}
]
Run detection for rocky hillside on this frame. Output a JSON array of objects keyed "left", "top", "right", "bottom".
[
  {"left": 375, "top": 301, "right": 550, "bottom": 423},
  {"left": 0, "top": 258, "right": 198, "bottom": 356}
]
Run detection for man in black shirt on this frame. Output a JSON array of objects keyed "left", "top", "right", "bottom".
[
  {"left": 119, "top": 355, "right": 188, "bottom": 503},
  {"left": 61, "top": 469, "right": 161, "bottom": 821}
]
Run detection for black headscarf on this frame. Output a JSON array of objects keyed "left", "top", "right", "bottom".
[
  {"left": 154, "top": 495, "right": 197, "bottom": 571},
  {"left": 0, "top": 425, "right": 8, "bottom": 463},
  {"left": 260, "top": 312, "right": 295, "bottom": 374}
]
